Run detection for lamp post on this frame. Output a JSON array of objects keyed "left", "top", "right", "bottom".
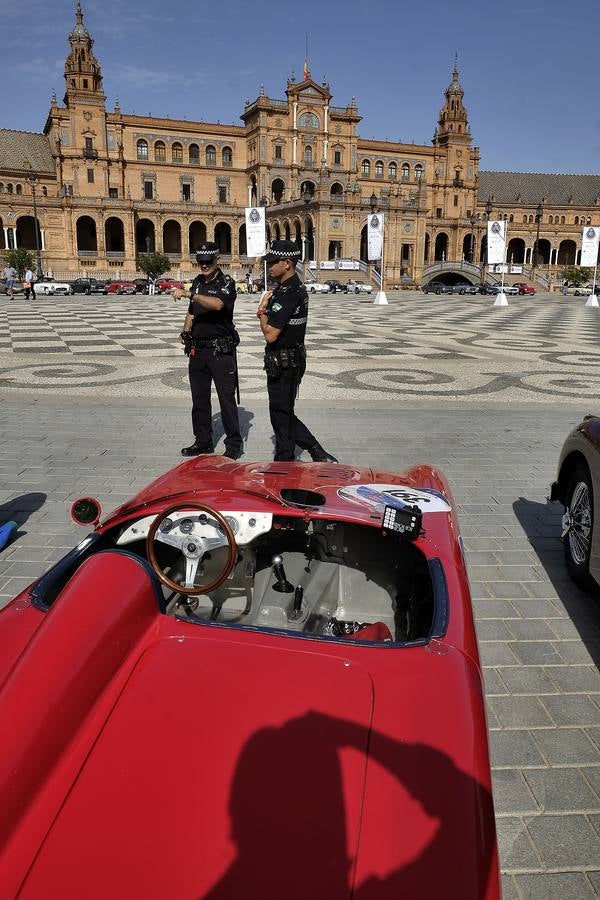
[
  {"left": 469, "top": 213, "right": 477, "bottom": 265},
  {"left": 483, "top": 198, "right": 493, "bottom": 284},
  {"left": 369, "top": 192, "right": 387, "bottom": 305},
  {"left": 303, "top": 187, "right": 316, "bottom": 273},
  {"left": 22, "top": 160, "right": 43, "bottom": 279},
  {"left": 531, "top": 201, "right": 544, "bottom": 286}
]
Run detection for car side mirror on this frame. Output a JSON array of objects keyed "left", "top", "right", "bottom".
[{"left": 70, "top": 497, "right": 102, "bottom": 527}]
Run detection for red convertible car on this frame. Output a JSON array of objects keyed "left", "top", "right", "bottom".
[{"left": 0, "top": 458, "right": 500, "bottom": 899}]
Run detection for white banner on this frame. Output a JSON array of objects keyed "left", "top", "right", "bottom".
[
  {"left": 581, "top": 225, "right": 600, "bottom": 267},
  {"left": 487, "top": 220, "right": 507, "bottom": 265},
  {"left": 319, "top": 260, "right": 335, "bottom": 269},
  {"left": 337, "top": 259, "right": 361, "bottom": 270},
  {"left": 244, "top": 207, "right": 266, "bottom": 257},
  {"left": 367, "top": 213, "right": 384, "bottom": 261}
]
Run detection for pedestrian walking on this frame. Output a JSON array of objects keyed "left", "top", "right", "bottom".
[
  {"left": 171, "top": 242, "right": 243, "bottom": 459},
  {"left": 3, "top": 265, "right": 16, "bottom": 298},
  {"left": 23, "top": 268, "right": 36, "bottom": 300},
  {"left": 257, "top": 240, "right": 337, "bottom": 463}
]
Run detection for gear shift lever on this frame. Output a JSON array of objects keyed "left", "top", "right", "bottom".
[{"left": 271, "top": 554, "right": 294, "bottom": 593}]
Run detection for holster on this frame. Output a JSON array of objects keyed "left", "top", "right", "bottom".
[{"left": 264, "top": 344, "right": 306, "bottom": 377}]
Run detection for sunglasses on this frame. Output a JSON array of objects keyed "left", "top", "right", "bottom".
[{"left": 198, "top": 260, "right": 217, "bottom": 267}]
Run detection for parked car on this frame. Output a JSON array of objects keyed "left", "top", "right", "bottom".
[
  {"left": 561, "top": 284, "right": 599, "bottom": 296},
  {"left": 551, "top": 415, "right": 600, "bottom": 591},
  {"left": 0, "top": 457, "right": 501, "bottom": 898},
  {"left": 133, "top": 278, "right": 150, "bottom": 294},
  {"left": 235, "top": 281, "right": 249, "bottom": 294},
  {"left": 513, "top": 282, "right": 536, "bottom": 295},
  {"left": 106, "top": 280, "right": 136, "bottom": 295},
  {"left": 36, "top": 277, "right": 73, "bottom": 296},
  {"left": 324, "top": 280, "right": 346, "bottom": 293},
  {"left": 475, "top": 283, "right": 494, "bottom": 294},
  {"left": 306, "top": 281, "right": 330, "bottom": 293},
  {"left": 70, "top": 278, "right": 108, "bottom": 295},
  {"left": 34, "top": 280, "right": 56, "bottom": 296},
  {"left": 489, "top": 283, "right": 519, "bottom": 295},
  {"left": 345, "top": 280, "right": 373, "bottom": 294},
  {"left": 155, "top": 278, "right": 184, "bottom": 294},
  {"left": 421, "top": 281, "right": 454, "bottom": 295},
  {"left": 0, "top": 278, "right": 24, "bottom": 295}
]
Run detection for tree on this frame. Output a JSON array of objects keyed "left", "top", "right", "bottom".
[
  {"left": 4, "top": 248, "right": 35, "bottom": 278},
  {"left": 559, "top": 265, "right": 592, "bottom": 286},
  {"left": 137, "top": 252, "right": 171, "bottom": 280}
]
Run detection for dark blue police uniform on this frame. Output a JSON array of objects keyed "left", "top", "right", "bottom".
[{"left": 183, "top": 246, "right": 242, "bottom": 458}]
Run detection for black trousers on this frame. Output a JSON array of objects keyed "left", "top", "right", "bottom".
[
  {"left": 24, "top": 284, "right": 36, "bottom": 300},
  {"left": 267, "top": 360, "right": 317, "bottom": 461},
  {"left": 188, "top": 349, "right": 242, "bottom": 453}
]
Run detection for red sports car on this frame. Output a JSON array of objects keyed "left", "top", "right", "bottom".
[{"left": 0, "top": 458, "right": 500, "bottom": 899}]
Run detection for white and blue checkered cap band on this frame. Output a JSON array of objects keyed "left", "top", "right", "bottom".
[{"left": 266, "top": 248, "right": 301, "bottom": 258}]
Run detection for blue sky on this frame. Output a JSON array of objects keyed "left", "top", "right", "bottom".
[{"left": 3, "top": 0, "right": 600, "bottom": 175}]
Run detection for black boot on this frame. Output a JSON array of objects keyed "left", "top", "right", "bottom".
[
  {"left": 181, "top": 441, "right": 213, "bottom": 457},
  {"left": 222, "top": 446, "right": 243, "bottom": 460},
  {"left": 309, "top": 443, "right": 338, "bottom": 463}
]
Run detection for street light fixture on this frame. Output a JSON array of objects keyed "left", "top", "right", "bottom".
[
  {"left": 469, "top": 213, "right": 477, "bottom": 264},
  {"left": 532, "top": 201, "right": 544, "bottom": 286},
  {"left": 22, "top": 160, "right": 44, "bottom": 279},
  {"left": 302, "top": 187, "right": 316, "bottom": 268},
  {"left": 483, "top": 198, "right": 493, "bottom": 284}
]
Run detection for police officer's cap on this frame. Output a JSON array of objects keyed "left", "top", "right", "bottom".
[
  {"left": 196, "top": 241, "right": 219, "bottom": 262},
  {"left": 262, "top": 240, "right": 301, "bottom": 263}
]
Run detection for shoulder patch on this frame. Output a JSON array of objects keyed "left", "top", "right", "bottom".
[{"left": 271, "top": 302, "right": 283, "bottom": 312}]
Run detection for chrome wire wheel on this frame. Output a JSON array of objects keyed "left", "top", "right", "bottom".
[{"left": 563, "top": 480, "right": 592, "bottom": 565}]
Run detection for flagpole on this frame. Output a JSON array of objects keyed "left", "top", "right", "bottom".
[
  {"left": 493, "top": 219, "right": 509, "bottom": 307},
  {"left": 373, "top": 212, "right": 388, "bottom": 305}
]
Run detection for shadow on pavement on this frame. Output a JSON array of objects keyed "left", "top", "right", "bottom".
[
  {"left": 211, "top": 407, "right": 254, "bottom": 449},
  {"left": 513, "top": 496, "right": 600, "bottom": 670},
  {"left": 0, "top": 493, "right": 47, "bottom": 545}
]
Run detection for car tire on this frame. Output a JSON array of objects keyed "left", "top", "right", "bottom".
[
  {"left": 435, "top": 289, "right": 441, "bottom": 295},
  {"left": 563, "top": 464, "right": 597, "bottom": 591},
  {"left": 116, "top": 288, "right": 122, "bottom": 295},
  {"left": 459, "top": 288, "right": 466, "bottom": 295}
]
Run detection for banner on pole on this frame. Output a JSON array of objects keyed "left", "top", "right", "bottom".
[
  {"left": 487, "top": 220, "right": 506, "bottom": 265},
  {"left": 367, "top": 213, "right": 384, "bottom": 261},
  {"left": 244, "top": 207, "right": 266, "bottom": 257},
  {"left": 581, "top": 225, "right": 600, "bottom": 267}
]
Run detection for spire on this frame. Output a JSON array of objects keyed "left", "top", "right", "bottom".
[
  {"left": 63, "top": 1, "right": 105, "bottom": 105},
  {"left": 434, "top": 61, "right": 470, "bottom": 146}
]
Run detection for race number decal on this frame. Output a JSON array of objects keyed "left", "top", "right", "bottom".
[{"left": 338, "top": 483, "right": 451, "bottom": 513}]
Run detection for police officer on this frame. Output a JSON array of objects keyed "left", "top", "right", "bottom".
[
  {"left": 172, "top": 242, "right": 243, "bottom": 459},
  {"left": 257, "top": 240, "right": 337, "bottom": 463}
]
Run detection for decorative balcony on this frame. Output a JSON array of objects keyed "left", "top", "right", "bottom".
[{"left": 83, "top": 147, "right": 98, "bottom": 160}]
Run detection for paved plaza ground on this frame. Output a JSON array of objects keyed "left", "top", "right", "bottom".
[{"left": 1, "top": 290, "right": 600, "bottom": 897}]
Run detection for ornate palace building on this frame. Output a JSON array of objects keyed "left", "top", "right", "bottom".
[{"left": 1, "top": 3, "right": 599, "bottom": 288}]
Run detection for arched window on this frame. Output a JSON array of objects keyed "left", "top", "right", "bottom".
[
  {"left": 189, "top": 143, "right": 200, "bottom": 164},
  {"left": 16, "top": 184, "right": 22, "bottom": 194},
  {"left": 587, "top": 216, "right": 592, "bottom": 225},
  {"left": 172, "top": 142, "right": 183, "bottom": 163},
  {"left": 0, "top": 183, "right": 3, "bottom": 193},
  {"left": 137, "top": 139, "right": 148, "bottom": 160},
  {"left": 42, "top": 187, "right": 48, "bottom": 196},
  {"left": 529, "top": 215, "right": 534, "bottom": 224},
  {"left": 206, "top": 145, "right": 216, "bottom": 165},
  {"left": 375, "top": 160, "right": 384, "bottom": 177},
  {"left": 154, "top": 141, "right": 166, "bottom": 161},
  {"left": 402, "top": 164, "right": 410, "bottom": 181},
  {"left": 299, "top": 112, "right": 319, "bottom": 129},
  {"left": 574, "top": 216, "right": 579, "bottom": 225},
  {"left": 414, "top": 164, "right": 423, "bottom": 180},
  {"left": 6, "top": 183, "right": 13, "bottom": 194},
  {"left": 304, "top": 145, "right": 313, "bottom": 164},
  {"left": 523, "top": 215, "right": 528, "bottom": 224},
  {"left": 561, "top": 216, "right": 565, "bottom": 224},
  {"left": 509, "top": 214, "right": 514, "bottom": 223},
  {"left": 222, "top": 146, "right": 232, "bottom": 166},
  {"left": 388, "top": 162, "right": 397, "bottom": 179},
  {"left": 361, "top": 159, "right": 370, "bottom": 175}
]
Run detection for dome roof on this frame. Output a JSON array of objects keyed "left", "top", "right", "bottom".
[{"left": 446, "top": 66, "right": 463, "bottom": 95}]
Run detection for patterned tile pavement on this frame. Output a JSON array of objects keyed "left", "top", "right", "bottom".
[{"left": 1, "top": 290, "right": 600, "bottom": 896}]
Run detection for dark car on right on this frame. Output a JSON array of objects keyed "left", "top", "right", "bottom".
[
  {"left": 324, "top": 280, "right": 345, "bottom": 293},
  {"left": 421, "top": 281, "right": 456, "bottom": 295},
  {"left": 71, "top": 278, "right": 108, "bottom": 295}
]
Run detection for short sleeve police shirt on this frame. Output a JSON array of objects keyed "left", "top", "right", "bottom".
[
  {"left": 188, "top": 270, "right": 237, "bottom": 338},
  {"left": 265, "top": 273, "right": 309, "bottom": 349}
]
